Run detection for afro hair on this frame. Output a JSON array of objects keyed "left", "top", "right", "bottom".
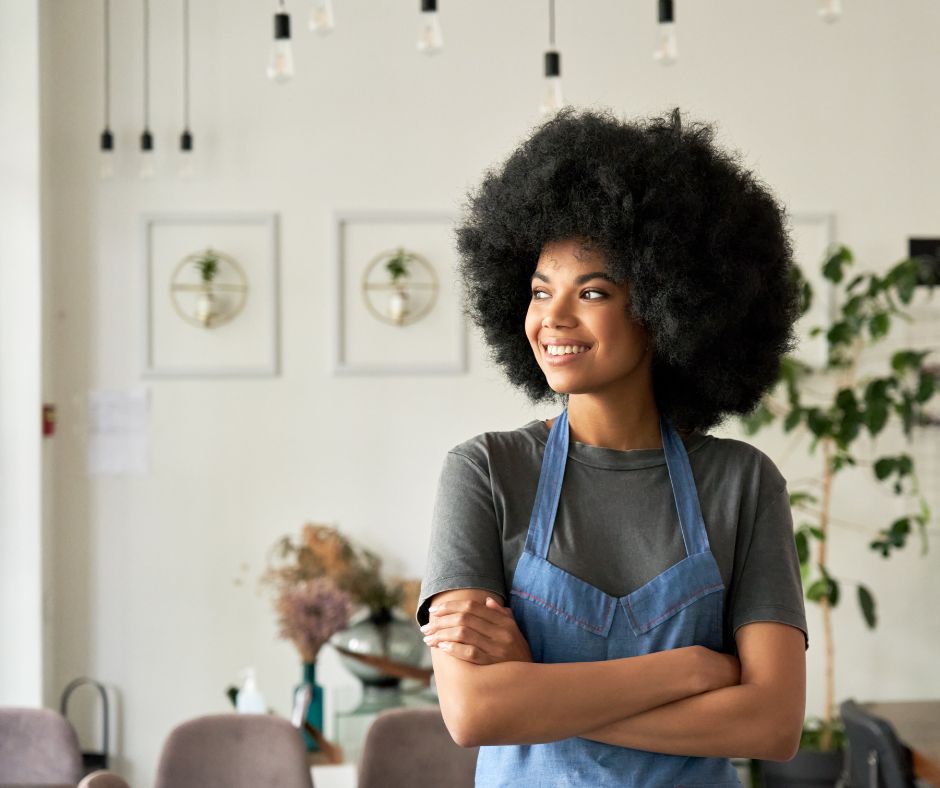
[{"left": 454, "top": 106, "right": 802, "bottom": 434}]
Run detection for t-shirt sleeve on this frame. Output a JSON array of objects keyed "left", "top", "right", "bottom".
[
  {"left": 728, "top": 479, "right": 810, "bottom": 653},
  {"left": 414, "top": 449, "right": 508, "bottom": 627}
]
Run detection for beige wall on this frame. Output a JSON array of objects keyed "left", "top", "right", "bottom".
[
  {"left": 0, "top": 0, "right": 44, "bottom": 707},
  {"left": 36, "top": 0, "right": 940, "bottom": 781}
]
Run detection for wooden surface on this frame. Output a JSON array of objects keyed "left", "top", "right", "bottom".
[{"left": 864, "top": 700, "right": 940, "bottom": 785}]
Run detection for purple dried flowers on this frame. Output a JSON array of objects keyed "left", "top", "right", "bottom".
[{"left": 274, "top": 576, "right": 355, "bottom": 663}]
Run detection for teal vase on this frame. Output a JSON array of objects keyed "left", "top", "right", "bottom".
[{"left": 296, "top": 661, "right": 325, "bottom": 751}]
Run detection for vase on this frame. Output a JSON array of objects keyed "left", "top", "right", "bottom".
[
  {"left": 294, "top": 661, "right": 325, "bottom": 752},
  {"left": 329, "top": 607, "right": 426, "bottom": 702}
]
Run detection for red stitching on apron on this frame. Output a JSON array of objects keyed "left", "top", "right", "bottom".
[
  {"left": 628, "top": 582, "right": 723, "bottom": 631},
  {"left": 510, "top": 587, "right": 611, "bottom": 635}
]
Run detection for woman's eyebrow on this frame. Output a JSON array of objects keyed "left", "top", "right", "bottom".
[{"left": 531, "top": 271, "right": 617, "bottom": 285}]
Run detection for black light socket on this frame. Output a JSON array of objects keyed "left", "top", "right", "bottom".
[
  {"left": 274, "top": 11, "right": 291, "bottom": 39},
  {"left": 544, "top": 50, "right": 561, "bottom": 77},
  {"left": 100, "top": 128, "right": 114, "bottom": 152},
  {"left": 659, "top": 0, "right": 674, "bottom": 23},
  {"left": 140, "top": 129, "right": 154, "bottom": 151},
  {"left": 909, "top": 238, "right": 940, "bottom": 286},
  {"left": 180, "top": 130, "right": 193, "bottom": 152},
  {"left": 421, "top": 0, "right": 437, "bottom": 12}
]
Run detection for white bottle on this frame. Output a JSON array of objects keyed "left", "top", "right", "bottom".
[{"left": 236, "top": 667, "right": 267, "bottom": 714}]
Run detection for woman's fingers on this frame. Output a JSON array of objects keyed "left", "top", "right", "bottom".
[{"left": 435, "top": 640, "right": 494, "bottom": 665}]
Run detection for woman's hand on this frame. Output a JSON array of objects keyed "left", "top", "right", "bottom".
[{"left": 420, "top": 596, "right": 533, "bottom": 665}]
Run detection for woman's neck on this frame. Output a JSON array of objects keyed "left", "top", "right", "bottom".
[{"left": 559, "top": 393, "right": 663, "bottom": 451}]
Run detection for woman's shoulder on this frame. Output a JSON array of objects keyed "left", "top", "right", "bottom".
[
  {"left": 693, "top": 431, "right": 788, "bottom": 499},
  {"left": 445, "top": 419, "right": 546, "bottom": 470}
]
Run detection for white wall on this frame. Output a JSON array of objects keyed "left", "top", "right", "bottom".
[
  {"left": 0, "top": 0, "right": 44, "bottom": 707},
  {"left": 38, "top": 0, "right": 940, "bottom": 782}
]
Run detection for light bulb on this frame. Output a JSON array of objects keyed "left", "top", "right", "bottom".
[
  {"left": 268, "top": 11, "right": 294, "bottom": 82},
  {"left": 818, "top": 0, "right": 842, "bottom": 23},
  {"left": 417, "top": 1, "right": 443, "bottom": 54},
  {"left": 139, "top": 129, "right": 155, "bottom": 179},
  {"left": 178, "top": 130, "right": 194, "bottom": 180},
  {"left": 540, "top": 77, "right": 564, "bottom": 117},
  {"left": 99, "top": 128, "right": 115, "bottom": 180},
  {"left": 308, "top": 0, "right": 334, "bottom": 34},
  {"left": 539, "top": 51, "right": 564, "bottom": 117},
  {"left": 653, "top": 21, "right": 678, "bottom": 64}
]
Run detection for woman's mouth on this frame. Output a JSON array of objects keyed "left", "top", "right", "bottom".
[{"left": 541, "top": 343, "right": 592, "bottom": 366}]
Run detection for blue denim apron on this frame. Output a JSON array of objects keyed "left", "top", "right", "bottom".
[{"left": 474, "top": 408, "right": 742, "bottom": 787}]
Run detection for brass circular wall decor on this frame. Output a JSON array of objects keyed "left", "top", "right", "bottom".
[
  {"left": 169, "top": 248, "right": 249, "bottom": 329},
  {"left": 360, "top": 247, "right": 438, "bottom": 327}
]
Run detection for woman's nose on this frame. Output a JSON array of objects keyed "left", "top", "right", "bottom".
[{"left": 543, "top": 300, "right": 575, "bottom": 328}]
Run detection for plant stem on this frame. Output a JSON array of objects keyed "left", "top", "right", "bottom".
[{"left": 819, "top": 436, "right": 835, "bottom": 750}]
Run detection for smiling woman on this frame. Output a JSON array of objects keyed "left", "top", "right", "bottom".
[{"left": 418, "top": 106, "right": 807, "bottom": 787}]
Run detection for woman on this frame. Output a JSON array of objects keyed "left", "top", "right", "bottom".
[{"left": 416, "top": 106, "right": 809, "bottom": 787}]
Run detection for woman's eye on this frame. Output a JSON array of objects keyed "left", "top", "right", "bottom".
[
  {"left": 531, "top": 289, "right": 548, "bottom": 299},
  {"left": 583, "top": 289, "right": 606, "bottom": 300}
]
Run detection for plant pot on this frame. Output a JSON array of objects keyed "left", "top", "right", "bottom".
[
  {"left": 754, "top": 748, "right": 844, "bottom": 787},
  {"left": 329, "top": 607, "right": 425, "bottom": 691}
]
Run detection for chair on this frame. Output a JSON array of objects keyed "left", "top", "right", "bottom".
[
  {"left": 77, "top": 713, "right": 313, "bottom": 788},
  {"left": 839, "top": 699, "right": 916, "bottom": 787},
  {"left": 358, "top": 707, "right": 478, "bottom": 788},
  {"left": 79, "top": 771, "right": 131, "bottom": 788},
  {"left": 153, "top": 713, "right": 314, "bottom": 788},
  {"left": 0, "top": 706, "right": 83, "bottom": 784}
]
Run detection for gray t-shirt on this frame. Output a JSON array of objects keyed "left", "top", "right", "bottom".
[{"left": 417, "top": 419, "right": 809, "bottom": 655}]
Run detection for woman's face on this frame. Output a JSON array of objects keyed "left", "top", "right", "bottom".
[{"left": 524, "top": 238, "right": 652, "bottom": 397}]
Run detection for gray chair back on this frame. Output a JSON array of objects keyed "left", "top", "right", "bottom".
[
  {"left": 839, "top": 699, "right": 915, "bottom": 788},
  {"left": 153, "top": 713, "right": 313, "bottom": 788},
  {"left": 358, "top": 707, "right": 478, "bottom": 788},
  {"left": 0, "top": 706, "right": 83, "bottom": 784}
]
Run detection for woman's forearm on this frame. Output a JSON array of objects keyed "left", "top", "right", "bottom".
[
  {"left": 454, "top": 646, "right": 715, "bottom": 747},
  {"left": 578, "top": 683, "right": 800, "bottom": 762}
]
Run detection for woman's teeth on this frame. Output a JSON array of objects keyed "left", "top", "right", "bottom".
[{"left": 546, "top": 345, "right": 588, "bottom": 356}]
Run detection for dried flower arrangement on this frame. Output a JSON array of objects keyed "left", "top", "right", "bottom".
[{"left": 261, "top": 522, "right": 422, "bottom": 661}]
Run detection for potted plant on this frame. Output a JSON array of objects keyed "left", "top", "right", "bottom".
[
  {"left": 193, "top": 248, "right": 221, "bottom": 327},
  {"left": 740, "top": 245, "right": 938, "bottom": 786},
  {"left": 262, "top": 523, "right": 426, "bottom": 718},
  {"left": 385, "top": 247, "right": 411, "bottom": 324}
]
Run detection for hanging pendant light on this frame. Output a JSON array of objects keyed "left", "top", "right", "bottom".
[
  {"left": 99, "top": 0, "right": 115, "bottom": 180},
  {"left": 268, "top": 0, "right": 295, "bottom": 83},
  {"left": 417, "top": 0, "right": 443, "bottom": 54},
  {"left": 179, "top": 0, "right": 194, "bottom": 179},
  {"left": 818, "top": 0, "right": 842, "bottom": 23},
  {"left": 653, "top": 0, "right": 678, "bottom": 65},
  {"left": 308, "top": 0, "right": 335, "bottom": 34},
  {"left": 539, "top": 0, "right": 564, "bottom": 116},
  {"left": 139, "top": 0, "right": 155, "bottom": 179}
]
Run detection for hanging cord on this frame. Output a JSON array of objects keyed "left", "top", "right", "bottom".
[
  {"left": 103, "top": 0, "right": 110, "bottom": 127},
  {"left": 183, "top": 0, "right": 190, "bottom": 129},
  {"left": 143, "top": 0, "right": 150, "bottom": 129},
  {"left": 548, "top": 0, "right": 555, "bottom": 47}
]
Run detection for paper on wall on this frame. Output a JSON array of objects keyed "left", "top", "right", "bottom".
[{"left": 87, "top": 387, "right": 151, "bottom": 476}]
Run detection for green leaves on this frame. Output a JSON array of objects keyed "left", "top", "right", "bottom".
[
  {"left": 822, "top": 245, "right": 853, "bottom": 283},
  {"left": 870, "top": 517, "right": 911, "bottom": 557},
  {"left": 807, "top": 569, "right": 839, "bottom": 606},
  {"left": 857, "top": 585, "right": 876, "bottom": 628},
  {"left": 741, "top": 400, "right": 775, "bottom": 435},
  {"left": 873, "top": 453, "right": 913, "bottom": 494},
  {"left": 890, "top": 350, "right": 931, "bottom": 374}
]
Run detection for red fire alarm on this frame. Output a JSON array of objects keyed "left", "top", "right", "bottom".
[{"left": 42, "top": 404, "right": 56, "bottom": 437}]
